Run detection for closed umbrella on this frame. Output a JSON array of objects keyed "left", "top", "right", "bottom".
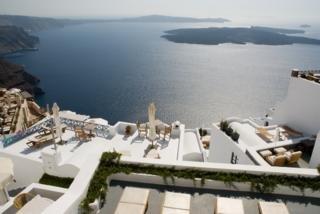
[
  {"left": 273, "top": 127, "right": 280, "bottom": 142},
  {"left": 148, "top": 103, "right": 157, "bottom": 144},
  {"left": 52, "top": 103, "right": 62, "bottom": 143}
]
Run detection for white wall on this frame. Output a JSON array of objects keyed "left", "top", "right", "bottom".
[
  {"left": 0, "top": 152, "right": 44, "bottom": 190},
  {"left": 273, "top": 77, "right": 320, "bottom": 136},
  {"left": 310, "top": 131, "right": 320, "bottom": 168},
  {"left": 208, "top": 124, "right": 254, "bottom": 165}
]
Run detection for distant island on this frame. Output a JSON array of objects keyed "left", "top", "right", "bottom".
[
  {"left": 114, "top": 15, "right": 230, "bottom": 23},
  {"left": 0, "top": 59, "right": 44, "bottom": 95},
  {"left": 162, "top": 26, "right": 320, "bottom": 46},
  {"left": 0, "top": 25, "right": 39, "bottom": 55},
  {"left": 300, "top": 24, "right": 311, "bottom": 28},
  {"left": 251, "top": 26, "right": 305, "bottom": 34}
]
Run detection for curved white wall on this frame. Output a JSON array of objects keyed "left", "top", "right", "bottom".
[{"left": 273, "top": 77, "right": 320, "bottom": 136}]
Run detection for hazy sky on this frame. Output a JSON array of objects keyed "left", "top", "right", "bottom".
[{"left": 1, "top": 0, "right": 319, "bottom": 24}]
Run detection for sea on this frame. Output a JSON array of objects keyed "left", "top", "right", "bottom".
[{"left": 6, "top": 21, "right": 320, "bottom": 128}]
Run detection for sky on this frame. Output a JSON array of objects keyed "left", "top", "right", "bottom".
[{"left": 0, "top": 0, "right": 319, "bottom": 24}]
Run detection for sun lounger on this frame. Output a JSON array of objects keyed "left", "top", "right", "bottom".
[
  {"left": 137, "top": 122, "right": 148, "bottom": 137},
  {"left": 266, "top": 155, "right": 286, "bottom": 166},
  {"left": 258, "top": 201, "right": 290, "bottom": 214},
  {"left": 215, "top": 197, "right": 244, "bottom": 214},
  {"left": 115, "top": 187, "right": 150, "bottom": 214},
  {"left": 281, "top": 126, "right": 303, "bottom": 138},
  {"left": 162, "top": 191, "right": 191, "bottom": 214},
  {"left": 256, "top": 128, "right": 274, "bottom": 142}
]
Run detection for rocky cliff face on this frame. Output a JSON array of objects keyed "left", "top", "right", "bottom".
[
  {"left": 0, "top": 59, "right": 44, "bottom": 95},
  {"left": 0, "top": 25, "right": 39, "bottom": 55}
]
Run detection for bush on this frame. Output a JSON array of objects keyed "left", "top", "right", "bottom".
[
  {"left": 125, "top": 125, "right": 132, "bottom": 135},
  {"left": 39, "top": 173, "right": 74, "bottom": 189},
  {"left": 231, "top": 131, "right": 240, "bottom": 141},
  {"left": 220, "top": 120, "right": 229, "bottom": 132},
  {"left": 199, "top": 128, "right": 208, "bottom": 137},
  {"left": 226, "top": 127, "right": 233, "bottom": 136}
]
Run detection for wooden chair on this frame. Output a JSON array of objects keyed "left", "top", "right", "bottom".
[
  {"left": 14, "top": 193, "right": 34, "bottom": 209},
  {"left": 286, "top": 151, "right": 302, "bottom": 165}
]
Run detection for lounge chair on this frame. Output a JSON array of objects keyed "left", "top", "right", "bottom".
[
  {"left": 137, "top": 122, "right": 147, "bottom": 137},
  {"left": 256, "top": 128, "right": 274, "bottom": 142},
  {"left": 258, "top": 201, "right": 290, "bottom": 214},
  {"left": 281, "top": 126, "right": 303, "bottom": 138},
  {"left": 115, "top": 187, "right": 150, "bottom": 214},
  {"left": 74, "top": 127, "right": 91, "bottom": 141},
  {"left": 215, "top": 197, "right": 244, "bottom": 214},
  {"left": 285, "top": 151, "right": 302, "bottom": 165},
  {"left": 162, "top": 191, "right": 191, "bottom": 214},
  {"left": 266, "top": 155, "right": 286, "bottom": 166}
]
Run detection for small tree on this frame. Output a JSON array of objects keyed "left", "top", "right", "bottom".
[{"left": 226, "top": 127, "right": 233, "bottom": 136}]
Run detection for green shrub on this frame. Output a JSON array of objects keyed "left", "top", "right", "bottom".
[
  {"left": 39, "top": 173, "right": 74, "bottom": 189},
  {"left": 199, "top": 128, "right": 208, "bottom": 137},
  {"left": 226, "top": 127, "right": 233, "bottom": 136},
  {"left": 231, "top": 131, "right": 240, "bottom": 141},
  {"left": 220, "top": 120, "right": 229, "bottom": 132}
]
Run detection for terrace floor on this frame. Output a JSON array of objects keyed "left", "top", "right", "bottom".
[{"left": 101, "top": 180, "right": 320, "bottom": 214}]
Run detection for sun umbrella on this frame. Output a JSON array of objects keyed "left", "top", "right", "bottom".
[
  {"left": 52, "top": 103, "right": 62, "bottom": 142},
  {"left": 273, "top": 127, "right": 280, "bottom": 142},
  {"left": 148, "top": 102, "right": 157, "bottom": 143}
]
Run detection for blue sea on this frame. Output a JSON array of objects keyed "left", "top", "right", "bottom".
[{"left": 7, "top": 22, "right": 320, "bottom": 127}]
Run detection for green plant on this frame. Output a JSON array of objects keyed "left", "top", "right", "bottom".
[
  {"left": 39, "top": 173, "right": 74, "bottom": 188},
  {"left": 317, "top": 164, "right": 320, "bottom": 173},
  {"left": 199, "top": 128, "right": 208, "bottom": 137},
  {"left": 226, "top": 127, "right": 233, "bottom": 136},
  {"left": 231, "top": 131, "right": 240, "bottom": 141},
  {"left": 220, "top": 120, "right": 229, "bottom": 132},
  {"left": 125, "top": 125, "right": 132, "bottom": 136}
]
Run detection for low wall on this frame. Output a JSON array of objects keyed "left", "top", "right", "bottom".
[
  {"left": 0, "top": 152, "right": 44, "bottom": 190},
  {"left": 110, "top": 173, "right": 320, "bottom": 198}
]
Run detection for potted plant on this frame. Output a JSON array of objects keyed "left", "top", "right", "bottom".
[{"left": 125, "top": 125, "right": 131, "bottom": 136}]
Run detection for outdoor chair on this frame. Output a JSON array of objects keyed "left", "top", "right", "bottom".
[
  {"left": 256, "top": 128, "right": 273, "bottom": 142},
  {"left": 281, "top": 125, "right": 303, "bottom": 138},
  {"left": 137, "top": 122, "right": 147, "bottom": 137},
  {"left": 285, "top": 151, "right": 302, "bottom": 165},
  {"left": 215, "top": 197, "right": 244, "bottom": 214},
  {"left": 14, "top": 193, "right": 34, "bottom": 209},
  {"left": 258, "top": 201, "right": 290, "bottom": 214}
]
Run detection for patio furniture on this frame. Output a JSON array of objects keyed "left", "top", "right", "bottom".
[
  {"left": 215, "top": 197, "right": 244, "bottom": 214},
  {"left": 26, "top": 132, "right": 56, "bottom": 148},
  {"left": 285, "top": 151, "right": 302, "bottom": 165},
  {"left": 256, "top": 128, "right": 274, "bottom": 142},
  {"left": 162, "top": 191, "right": 191, "bottom": 214},
  {"left": 13, "top": 193, "right": 34, "bottom": 209},
  {"left": 17, "top": 195, "right": 53, "bottom": 214},
  {"left": 74, "top": 127, "right": 91, "bottom": 141},
  {"left": 266, "top": 155, "right": 286, "bottom": 166},
  {"left": 258, "top": 201, "right": 290, "bottom": 214},
  {"left": 281, "top": 125, "right": 303, "bottom": 138},
  {"left": 274, "top": 147, "right": 287, "bottom": 155},
  {"left": 137, "top": 122, "right": 147, "bottom": 137},
  {"left": 115, "top": 187, "right": 150, "bottom": 214}
]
